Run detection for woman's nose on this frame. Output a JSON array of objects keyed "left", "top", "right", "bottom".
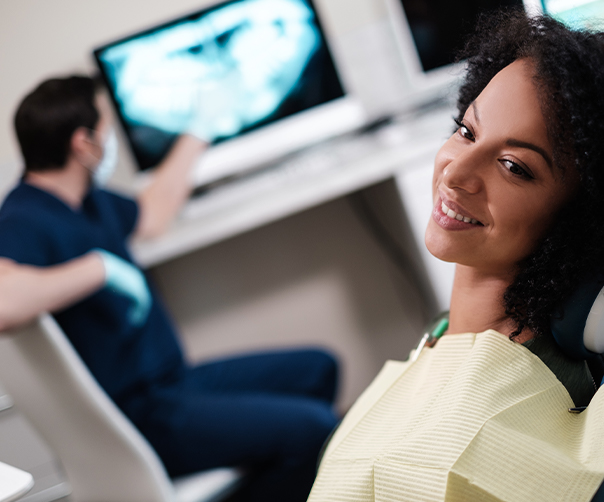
[{"left": 441, "top": 150, "right": 484, "bottom": 194}]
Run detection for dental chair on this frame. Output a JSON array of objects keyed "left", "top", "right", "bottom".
[
  {"left": 551, "top": 278, "right": 604, "bottom": 502},
  {"left": 0, "top": 314, "right": 244, "bottom": 502}
]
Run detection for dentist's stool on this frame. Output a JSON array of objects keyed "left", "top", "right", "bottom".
[{"left": 0, "top": 314, "right": 243, "bottom": 502}]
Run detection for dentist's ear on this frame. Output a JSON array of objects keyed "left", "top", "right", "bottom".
[{"left": 70, "top": 127, "right": 100, "bottom": 168}]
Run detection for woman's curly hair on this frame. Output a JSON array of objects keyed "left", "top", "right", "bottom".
[{"left": 456, "top": 10, "right": 604, "bottom": 338}]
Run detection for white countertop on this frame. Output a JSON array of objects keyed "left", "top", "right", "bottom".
[{"left": 0, "top": 462, "right": 33, "bottom": 502}]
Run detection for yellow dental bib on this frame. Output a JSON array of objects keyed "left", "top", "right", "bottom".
[{"left": 309, "top": 330, "right": 604, "bottom": 502}]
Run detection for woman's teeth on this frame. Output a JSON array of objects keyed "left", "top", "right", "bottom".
[{"left": 441, "top": 201, "right": 478, "bottom": 224}]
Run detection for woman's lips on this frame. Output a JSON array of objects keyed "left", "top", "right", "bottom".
[{"left": 432, "top": 197, "right": 483, "bottom": 230}]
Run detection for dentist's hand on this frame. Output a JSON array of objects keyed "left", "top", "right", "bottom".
[
  {"left": 94, "top": 249, "right": 152, "bottom": 326},
  {"left": 186, "top": 72, "right": 245, "bottom": 143}
]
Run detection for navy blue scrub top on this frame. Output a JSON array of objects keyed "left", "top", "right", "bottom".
[{"left": 0, "top": 182, "right": 184, "bottom": 401}]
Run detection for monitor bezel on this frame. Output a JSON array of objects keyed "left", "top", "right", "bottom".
[
  {"left": 381, "top": 0, "right": 466, "bottom": 104},
  {"left": 523, "top": 0, "right": 543, "bottom": 16}
]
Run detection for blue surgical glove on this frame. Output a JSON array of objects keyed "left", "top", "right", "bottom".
[
  {"left": 94, "top": 249, "right": 152, "bottom": 327},
  {"left": 186, "top": 71, "right": 245, "bottom": 143}
]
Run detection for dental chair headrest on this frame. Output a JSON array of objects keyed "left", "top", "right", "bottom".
[{"left": 551, "top": 277, "right": 604, "bottom": 360}]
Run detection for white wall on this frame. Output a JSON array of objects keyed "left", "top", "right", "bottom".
[{"left": 151, "top": 194, "right": 427, "bottom": 409}]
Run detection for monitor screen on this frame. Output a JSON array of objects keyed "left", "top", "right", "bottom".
[
  {"left": 399, "top": 0, "right": 524, "bottom": 73},
  {"left": 94, "top": 0, "right": 346, "bottom": 172}
]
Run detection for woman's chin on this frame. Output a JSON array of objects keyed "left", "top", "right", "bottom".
[
  {"left": 425, "top": 235, "right": 457, "bottom": 263},
  {"left": 425, "top": 222, "right": 460, "bottom": 263}
]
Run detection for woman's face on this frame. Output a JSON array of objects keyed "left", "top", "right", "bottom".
[{"left": 425, "top": 59, "right": 574, "bottom": 275}]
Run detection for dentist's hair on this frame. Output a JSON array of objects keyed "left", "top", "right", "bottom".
[
  {"left": 456, "top": 10, "right": 604, "bottom": 338},
  {"left": 14, "top": 76, "right": 101, "bottom": 172}
]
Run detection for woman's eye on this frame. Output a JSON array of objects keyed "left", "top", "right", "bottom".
[
  {"left": 501, "top": 159, "right": 533, "bottom": 179},
  {"left": 454, "top": 118, "right": 475, "bottom": 141}
]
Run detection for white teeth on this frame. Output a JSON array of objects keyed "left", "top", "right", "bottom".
[{"left": 441, "top": 201, "right": 479, "bottom": 225}]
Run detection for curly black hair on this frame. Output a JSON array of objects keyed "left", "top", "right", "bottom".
[{"left": 455, "top": 10, "right": 604, "bottom": 338}]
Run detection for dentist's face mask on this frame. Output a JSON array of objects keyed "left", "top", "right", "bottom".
[{"left": 88, "top": 127, "right": 118, "bottom": 186}]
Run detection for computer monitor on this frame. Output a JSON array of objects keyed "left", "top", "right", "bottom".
[
  {"left": 93, "top": 0, "right": 365, "bottom": 187},
  {"left": 524, "top": 0, "right": 604, "bottom": 28},
  {"left": 383, "top": 0, "right": 524, "bottom": 104}
]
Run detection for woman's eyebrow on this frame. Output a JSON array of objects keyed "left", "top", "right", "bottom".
[
  {"left": 505, "top": 139, "right": 553, "bottom": 169},
  {"left": 470, "top": 101, "right": 480, "bottom": 123},
  {"left": 470, "top": 101, "right": 553, "bottom": 169}
]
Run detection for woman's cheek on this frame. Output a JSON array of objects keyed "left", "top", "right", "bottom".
[{"left": 432, "top": 148, "right": 449, "bottom": 197}]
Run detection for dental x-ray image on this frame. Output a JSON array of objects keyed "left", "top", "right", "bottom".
[{"left": 94, "top": 0, "right": 344, "bottom": 170}]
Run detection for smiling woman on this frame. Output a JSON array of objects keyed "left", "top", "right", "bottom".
[
  {"left": 426, "top": 58, "right": 579, "bottom": 341},
  {"left": 308, "top": 9, "right": 604, "bottom": 502}
]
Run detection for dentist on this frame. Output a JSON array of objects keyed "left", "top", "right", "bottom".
[{"left": 0, "top": 75, "right": 339, "bottom": 502}]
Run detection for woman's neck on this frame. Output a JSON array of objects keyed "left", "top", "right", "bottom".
[{"left": 448, "top": 264, "right": 532, "bottom": 342}]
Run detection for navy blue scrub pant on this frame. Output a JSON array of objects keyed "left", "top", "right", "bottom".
[{"left": 120, "top": 348, "right": 339, "bottom": 502}]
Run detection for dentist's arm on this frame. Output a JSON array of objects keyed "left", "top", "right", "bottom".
[
  {"left": 134, "top": 78, "right": 247, "bottom": 240},
  {"left": 0, "top": 250, "right": 152, "bottom": 332},
  {"left": 0, "top": 254, "right": 105, "bottom": 332},
  {"left": 134, "top": 134, "right": 207, "bottom": 240}
]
